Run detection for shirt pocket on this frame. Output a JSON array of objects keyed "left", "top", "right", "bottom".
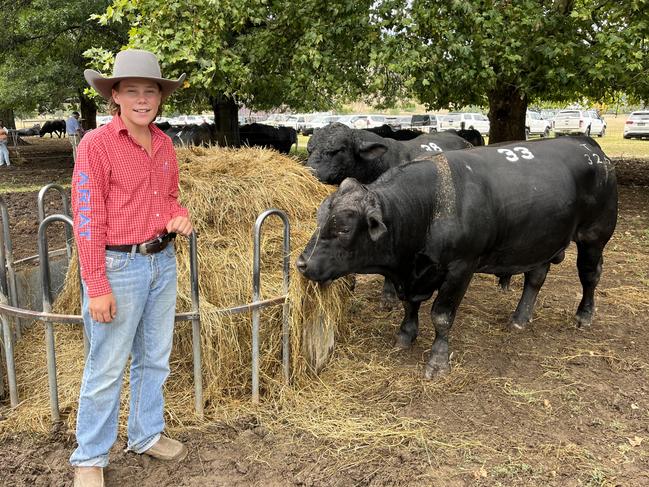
[{"left": 105, "top": 251, "right": 131, "bottom": 272}]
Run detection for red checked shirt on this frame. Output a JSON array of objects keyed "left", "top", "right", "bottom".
[{"left": 72, "top": 115, "right": 188, "bottom": 297}]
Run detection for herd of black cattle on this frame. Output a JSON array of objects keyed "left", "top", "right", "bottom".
[
  {"left": 13, "top": 118, "right": 485, "bottom": 155},
  {"left": 14, "top": 118, "right": 305, "bottom": 154},
  {"left": 14, "top": 117, "right": 619, "bottom": 379},
  {"left": 297, "top": 123, "right": 617, "bottom": 379}
]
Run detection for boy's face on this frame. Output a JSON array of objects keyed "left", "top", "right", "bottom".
[{"left": 112, "top": 78, "right": 162, "bottom": 128}]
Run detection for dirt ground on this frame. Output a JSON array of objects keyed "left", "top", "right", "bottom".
[{"left": 1, "top": 138, "right": 648, "bottom": 486}]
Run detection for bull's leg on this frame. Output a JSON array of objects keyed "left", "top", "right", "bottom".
[
  {"left": 381, "top": 278, "right": 399, "bottom": 309},
  {"left": 497, "top": 273, "right": 512, "bottom": 291},
  {"left": 425, "top": 268, "right": 473, "bottom": 379},
  {"left": 394, "top": 300, "right": 421, "bottom": 349},
  {"left": 509, "top": 263, "right": 551, "bottom": 330},
  {"left": 575, "top": 242, "right": 604, "bottom": 328}
]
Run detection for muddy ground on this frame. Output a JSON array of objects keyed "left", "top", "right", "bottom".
[{"left": 1, "top": 138, "right": 648, "bottom": 486}]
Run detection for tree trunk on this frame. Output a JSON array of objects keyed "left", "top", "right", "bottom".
[
  {"left": 0, "top": 108, "right": 16, "bottom": 129},
  {"left": 487, "top": 85, "right": 528, "bottom": 144},
  {"left": 210, "top": 94, "right": 240, "bottom": 146},
  {"left": 79, "top": 92, "right": 97, "bottom": 130}
]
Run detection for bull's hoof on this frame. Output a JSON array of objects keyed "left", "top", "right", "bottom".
[
  {"left": 507, "top": 320, "right": 529, "bottom": 332},
  {"left": 575, "top": 313, "right": 592, "bottom": 328},
  {"left": 424, "top": 359, "right": 450, "bottom": 379},
  {"left": 394, "top": 333, "right": 415, "bottom": 350}
]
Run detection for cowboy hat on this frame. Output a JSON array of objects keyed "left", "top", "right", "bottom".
[{"left": 84, "top": 49, "right": 186, "bottom": 99}]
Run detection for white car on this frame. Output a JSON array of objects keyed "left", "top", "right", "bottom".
[
  {"left": 623, "top": 111, "right": 649, "bottom": 139},
  {"left": 395, "top": 114, "right": 438, "bottom": 133},
  {"left": 525, "top": 111, "right": 552, "bottom": 138},
  {"left": 439, "top": 112, "right": 490, "bottom": 135},
  {"left": 279, "top": 114, "right": 309, "bottom": 133},
  {"left": 303, "top": 115, "right": 340, "bottom": 135},
  {"left": 343, "top": 114, "right": 388, "bottom": 129},
  {"left": 168, "top": 115, "right": 209, "bottom": 126},
  {"left": 96, "top": 115, "right": 113, "bottom": 126},
  {"left": 553, "top": 109, "right": 606, "bottom": 137}
]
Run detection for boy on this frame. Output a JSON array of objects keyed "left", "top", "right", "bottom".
[{"left": 70, "top": 49, "right": 192, "bottom": 487}]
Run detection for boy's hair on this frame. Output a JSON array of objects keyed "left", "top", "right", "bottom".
[
  {"left": 72, "top": 111, "right": 80, "bottom": 116},
  {"left": 107, "top": 81, "right": 164, "bottom": 118}
]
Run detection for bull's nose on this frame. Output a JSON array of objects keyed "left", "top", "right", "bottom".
[{"left": 295, "top": 255, "right": 308, "bottom": 274}]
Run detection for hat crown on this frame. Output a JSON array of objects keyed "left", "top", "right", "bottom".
[{"left": 112, "top": 49, "right": 163, "bottom": 79}]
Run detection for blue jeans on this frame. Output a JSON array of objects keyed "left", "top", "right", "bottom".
[
  {"left": 70, "top": 245, "right": 177, "bottom": 467},
  {"left": 0, "top": 142, "right": 9, "bottom": 166}
]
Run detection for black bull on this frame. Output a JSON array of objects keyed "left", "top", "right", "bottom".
[
  {"left": 296, "top": 136, "right": 618, "bottom": 378},
  {"left": 306, "top": 122, "right": 473, "bottom": 185}
]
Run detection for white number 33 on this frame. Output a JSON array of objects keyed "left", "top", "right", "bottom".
[{"left": 497, "top": 147, "right": 534, "bottom": 162}]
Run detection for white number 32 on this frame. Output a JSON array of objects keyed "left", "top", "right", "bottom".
[{"left": 497, "top": 147, "right": 535, "bottom": 162}]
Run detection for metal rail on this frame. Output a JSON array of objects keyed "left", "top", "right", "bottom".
[
  {"left": 0, "top": 197, "right": 21, "bottom": 341},
  {"left": 0, "top": 203, "right": 293, "bottom": 419},
  {"left": 37, "top": 184, "right": 73, "bottom": 260},
  {"left": 251, "top": 209, "right": 291, "bottom": 404}
]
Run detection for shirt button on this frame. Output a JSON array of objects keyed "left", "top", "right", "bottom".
[
  {"left": 156, "top": 214, "right": 159, "bottom": 217},
  {"left": 154, "top": 191, "right": 157, "bottom": 195}
]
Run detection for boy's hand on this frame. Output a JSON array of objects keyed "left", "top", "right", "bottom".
[
  {"left": 166, "top": 216, "right": 193, "bottom": 236},
  {"left": 89, "top": 293, "right": 117, "bottom": 323}
]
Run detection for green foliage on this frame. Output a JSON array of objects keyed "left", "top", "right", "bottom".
[
  {"left": 0, "top": 0, "right": 128, "bottom": 114},
  {"left": 93, "top": 0, "right": 377, "bottom": 113},
  {"left": 370, "top": 0, "right": 649, "bottom": 111}
]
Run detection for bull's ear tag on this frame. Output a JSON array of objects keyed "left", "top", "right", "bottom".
[{"left": 367, "top": 210, "right": 387, "bottom": 241}]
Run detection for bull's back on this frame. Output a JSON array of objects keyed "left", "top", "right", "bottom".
[{"left": 444, "top": 137, "right": 617, "bottom": 273}]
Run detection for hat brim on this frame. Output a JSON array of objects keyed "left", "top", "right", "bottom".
[{"left": 84, "top": 69, "right": 186, "bottom": 99}]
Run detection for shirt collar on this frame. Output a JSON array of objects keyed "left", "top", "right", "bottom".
[{"left": 108, "top": 113, "right": 165, "bottom": 141}]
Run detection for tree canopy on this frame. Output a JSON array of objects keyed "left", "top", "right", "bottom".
[
  {"left": 2, "top": 0, "right": 647, "bottom": 142},
  {"left": 370, "top": 0, "right": 649, "bottom": 141},
  {"left": 0, "top": 0, "right": 128, "bottom": 129}
]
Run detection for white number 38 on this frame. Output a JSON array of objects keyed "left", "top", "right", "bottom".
[{"left": 497, "top": 147, "right": 535, "bottom": 162}]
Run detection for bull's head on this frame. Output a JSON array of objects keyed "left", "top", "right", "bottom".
[
  {"left": 306, "top": 123, "right": 388, "bottom": 185},
  {"left": 296, "top": 178, "right": 388, "bottom": 283}
]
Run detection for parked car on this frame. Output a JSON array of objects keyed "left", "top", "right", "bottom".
[
  {"left": 623, "top": 111, "right": 649, "bottom": 139},
  {"left": 553, "top": 109, "right": 606, "bottom": 137},
  {"left": 405, "top": 114, "right": 439, "bottom": 133},
  {"left": 525, "top": 110, "right": 552, "bottom": 138},
  {"left": 96, "top": 115, "right": 113, "bottom": 126},
  {"left": 439, "top": 112, "right": 490, "bottom": 135},
  {"left": 357, "top": 114, "right": 389, "bottom": 129},
  {"left": 259, "top": 114, "right": 289, "bottom": 127},
  {"left": 280, "top": 114, "right": 309, "bottom": 133},
  {"left": 302, "top": 115, "right": 340, "bottom": 135},
  {"left": 168, "top": 115, "right": 210, "bottom": 126},
  {"left": 540, "top": 109, "right": 559, "bottom": 128},
  {"left": 392, "top": 115, "right": 412, "bottom": 130}
]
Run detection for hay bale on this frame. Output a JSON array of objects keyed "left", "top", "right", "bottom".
[{"left": 3, "top": 147, "right": 351, "bottom": 432}]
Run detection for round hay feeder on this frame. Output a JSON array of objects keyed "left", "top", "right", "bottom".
[{"left": 0, "top": 147, "right": 351, "bottom": 433}]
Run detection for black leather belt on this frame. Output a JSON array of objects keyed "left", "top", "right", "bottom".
[{"left": 106, "top": 232, "right": 176, "bottom": 255}]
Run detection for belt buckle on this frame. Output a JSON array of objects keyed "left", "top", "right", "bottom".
[{"left": 138, "top": 242, "right": 151, "bottom": 255}]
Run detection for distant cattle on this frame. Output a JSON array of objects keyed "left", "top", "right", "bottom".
[
  {"left": 240, "top": 123, "right": 297, "bottom": 154},
  {"left": 364, "top": 124, "right": 423, "bottom": 141},
  {"left": 154, "top": 121, "right": 172, "bottom": 132},
  {"left": 452, "top": 128, "right": 485, "bottom": 147},
  {"left": 39, "top": 120, "right": 65, "bottom": 138},
  {"left": 306, "top": 122, "right": 472, "bottom": 185},
  {"left": 16, "top": 124, "right": 41, "bottom": 136},
  {"left": 171, "top": 123, "right": 214, "bottom": 147}
]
